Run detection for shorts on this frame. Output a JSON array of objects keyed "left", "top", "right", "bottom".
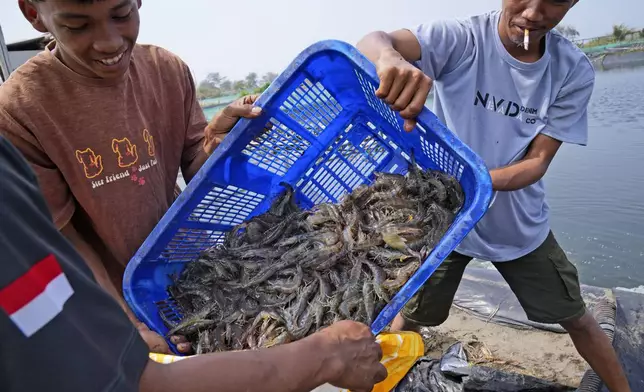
[{"left": 402, "top": 231, "right": 587, "bottom": 326}]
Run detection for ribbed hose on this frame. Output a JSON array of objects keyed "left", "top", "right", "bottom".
[{"left": 577, "top": 299, "right": 617, "bottom": 392}]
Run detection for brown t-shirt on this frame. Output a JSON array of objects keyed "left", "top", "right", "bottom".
[{"left": 0, "top": 41, "right": 208, "bottom": 285}]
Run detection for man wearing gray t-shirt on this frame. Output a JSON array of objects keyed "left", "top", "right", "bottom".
[{"left": 357, "top": 1, "right": 630, "bottom": 391}]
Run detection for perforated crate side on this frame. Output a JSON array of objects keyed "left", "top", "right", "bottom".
[{"left": 123, "top": 40, "right": 493, "bottom": 351}]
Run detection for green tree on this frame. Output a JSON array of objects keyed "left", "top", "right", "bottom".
[
  {"left": 197, "top": 79, "right": 221, "bottom": 99},
  {"left": 261, "top": 72, "right": 278, "bottom": 85},
  {"left": 205, "top": 72, "right": 223, "bottom": 89},
  {"left": 233, "top": 80, "right": 246, "bottom": 91},
  {"left": 254, "top": 82, "right": 271, "bottom": 94},
  {"left": 612, "top": 24, "right": 631, "bottom": 41},
  {"left": 197, "top": 71, "right": 279, "bottom": 99},
  {"left": 220, "top": 80, "right": 233, "bottom": 92},
  {"left": 245, "top": 72, "right": 258, "bottom": 89},
  {"left": 556, "top": 24, "right": 580, "bottom": 40},
  {"left": 238, "top": 82, "right": 271, "bottom": 98}
]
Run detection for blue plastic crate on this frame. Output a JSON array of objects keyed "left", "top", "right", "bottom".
[{"left": 123, "top": 39, "right": 493, "bottom": 355}]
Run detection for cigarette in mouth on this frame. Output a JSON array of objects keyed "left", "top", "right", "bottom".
[{"left": 524, "top": 29, "right": 529, "bottom": 50}]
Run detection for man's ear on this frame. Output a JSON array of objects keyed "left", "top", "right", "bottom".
[
  {"left": 137, "top": 0, "right": 142, "bottom": 9},
  {"left": 18, "top": 0, "right": 49, "bottom": 33}
]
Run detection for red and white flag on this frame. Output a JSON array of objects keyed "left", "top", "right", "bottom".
[{"left": 0, "top": 254, "right": 74, "bottom": 337}]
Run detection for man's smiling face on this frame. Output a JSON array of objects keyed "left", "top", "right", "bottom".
[{"left": 20, "top": 0, "right": 142, "bottom": 80}]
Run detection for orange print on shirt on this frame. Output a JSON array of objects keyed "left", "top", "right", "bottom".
[
  {"left": 143, "top": 129, "right": 155, "bottom": 157},
  {"left": 111, "top": 137, "right": 139, "bottom": 168},
  {"left": 75, "top": 148, "right": 104, "bottom": 179}
]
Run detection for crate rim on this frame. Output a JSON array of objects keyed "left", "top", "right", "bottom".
[{"left": 122, "top": 38, "right": 493, "bottom": 341}]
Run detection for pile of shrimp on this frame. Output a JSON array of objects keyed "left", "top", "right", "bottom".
[{"left": 164, "top": 160, "right": 464, "bottom": 354}]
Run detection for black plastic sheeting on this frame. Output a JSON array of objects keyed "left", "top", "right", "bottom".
[
  {"left": 394, "top": 268, "right": 644, "bottom": 392},
  {"left": 393, "top": 342, "right": 575, "bottom": 392},
  {"left": 599, "top": 289, "right": 644, "bottom": 392},
  {"left": 451, "top": 267, "right": 611, "bottom": 334},
  {"left": 392, "top": 356, "right": 462, "bottom": 392}
]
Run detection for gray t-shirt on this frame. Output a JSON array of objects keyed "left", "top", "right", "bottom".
[
  {"left": 411, "top": 10, "right": 595, "bottom": 261},
  {"left": 0, "top": 136, "right": 149, "bottom": 391}
]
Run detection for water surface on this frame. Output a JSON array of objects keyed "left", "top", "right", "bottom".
[{"left": 545, "top": 66, "right": 644, "bottom": 289}]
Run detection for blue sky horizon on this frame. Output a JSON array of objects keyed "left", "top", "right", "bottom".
[{"left": 1, "top": 0, "right": 642, "bottom": 82}]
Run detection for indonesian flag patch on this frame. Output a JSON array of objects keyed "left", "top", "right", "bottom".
[{"left": 0, "top": 254, "right": 74, "bottom": 337}]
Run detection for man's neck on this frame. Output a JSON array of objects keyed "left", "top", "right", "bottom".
[
  {"left": 49, "top": 41, "right": 105, "bottom": 79},
  {"left": 53, "top": 48, "right": 94, "bottom": 78},
  {"left": 506, "top": 37, "right": 545, "bottom": 63}
]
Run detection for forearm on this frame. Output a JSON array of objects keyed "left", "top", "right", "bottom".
[
  {"left": 357, "top": 29, "right": 422, "bottom": 66},
  {"left": 61, "top": 223, "right": 139, "bottom": 324},
  {"left": 490, "top": 158, "right": 548, "bottom": 191},
  {"left": 357, "top": 31, "right": 398, "bottom": 63},
  {"left": 181, "top": 149, "right": 208, "bottom": 184},
  {"left": 140, "top": 333, "right": 333, "bottom": 392},
  {"left": 182, "top": 123, "right": 224, "bottom": 183}
]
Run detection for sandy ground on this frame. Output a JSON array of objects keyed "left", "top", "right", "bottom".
[
  {"left": 421, "top": 307, "right": 588, "bottom": 388},
  {"left": 311, "top": 307, "right": 588, "bottom": 392}
]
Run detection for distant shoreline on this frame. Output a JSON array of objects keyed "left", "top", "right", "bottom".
[
  {"left": 199, "top": 95, "right": 239, "bottom": 109},
  {"left": 194, "top": 50, "right": 644, "bottom": 112},
  {"left": 590, "top": 48, "right": 644, "bottom": 71}
]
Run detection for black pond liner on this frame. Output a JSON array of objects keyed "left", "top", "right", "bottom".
[
  {"left": 392, "top": 266, "right": 630, "bottom": 392},
  {"left": 393, "top": 342, "right": 576, "bottom": 392}
]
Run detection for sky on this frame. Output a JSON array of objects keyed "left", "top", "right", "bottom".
[{"left": 1, "top": 0, "right": 643, "bottom": 82}]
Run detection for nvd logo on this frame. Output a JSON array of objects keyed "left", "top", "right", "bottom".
[{"left": 474, "top": 91, "right": 538, "bottom": 124}]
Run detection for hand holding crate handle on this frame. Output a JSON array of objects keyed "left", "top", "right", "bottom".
[{"left": 203, "top": 94, "right": 264, "bottom": 155}]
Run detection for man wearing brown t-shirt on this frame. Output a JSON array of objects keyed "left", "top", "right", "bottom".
[{"left": 0, "top": 0, "right": 262, "bottom": 354}]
